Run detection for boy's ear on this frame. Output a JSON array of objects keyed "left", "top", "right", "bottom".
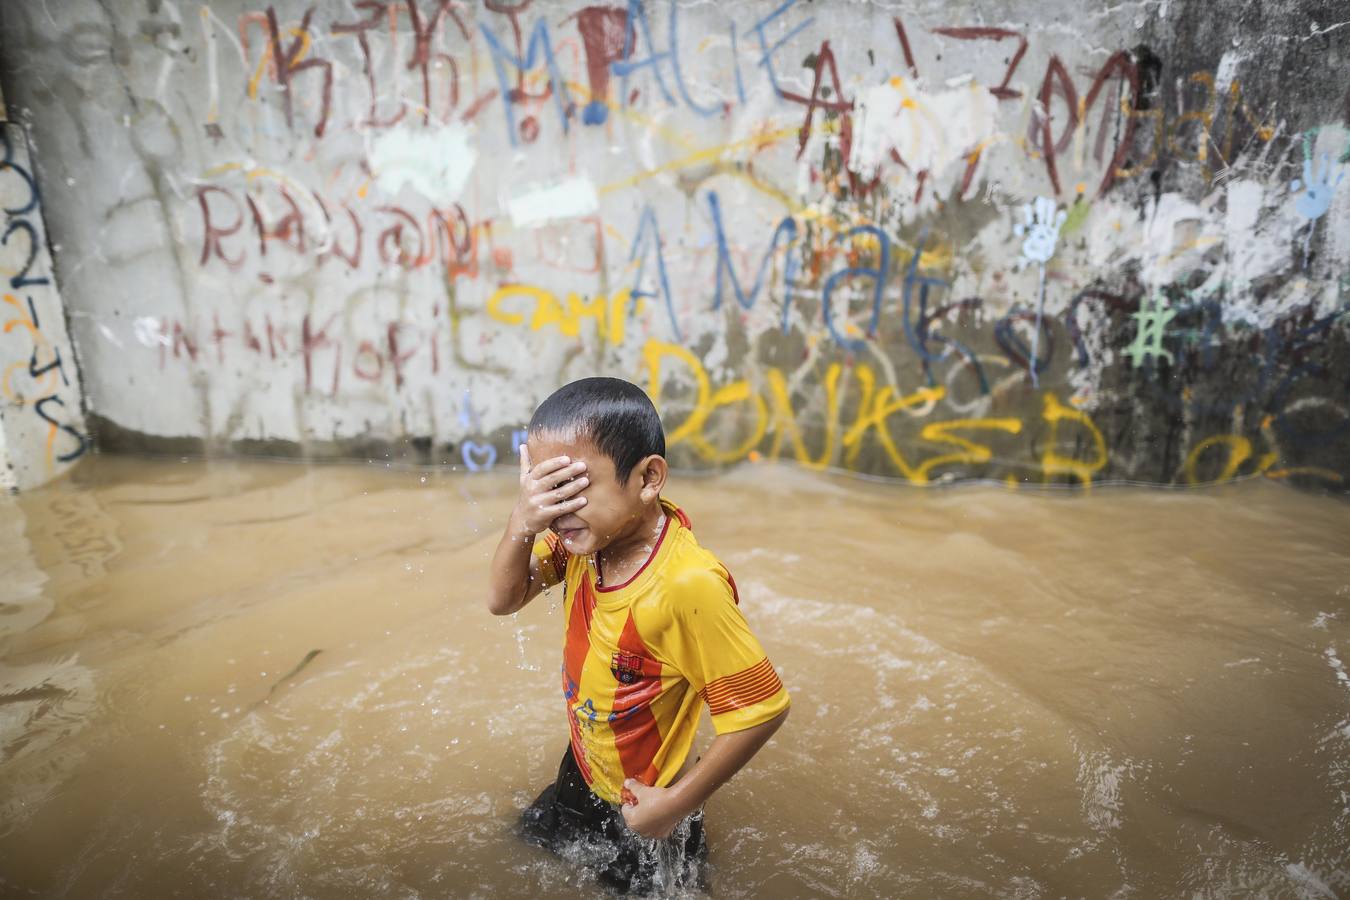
[{"left": 636, "top": 454, "right": 667, "bottom": 501}]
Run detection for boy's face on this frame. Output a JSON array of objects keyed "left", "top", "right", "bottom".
[{"left": 526, "top": 429, "right": 660, "bottom": 556}]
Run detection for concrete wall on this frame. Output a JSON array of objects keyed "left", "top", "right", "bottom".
[
  {"left": 0, "top": 0, "right": 1346, "bottom": 487},
  {"left": 0, "top": 112, "right": 89, "bottom": 490}
]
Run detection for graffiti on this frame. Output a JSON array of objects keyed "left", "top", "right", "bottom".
[
  {"left": 0, "top": 0, "right": 1345, "bottom": 489},
  {"left": 258, "top": 6, "right": 333, "bottom": 138},
  {"left": 620, "top": 0, "right": 724, "bottom": 118},
  {"left": 0, "top": 125, "right": 88, "bottom": 484},
  {"left": 333, "top": 1, "right": 471, "bottom": 128},
  {"left": 461, "top": 440, "right": 497, "bottom": 471},
  {"left": 486, "top": 283, "right": 638, "bottom": 347},
  {"left": 196, "top": 181, "right": 481, "bottom": 279},
  {"left": 1291, "top": 140, "right": 1344, "bottom": 269},
  {"left": 1123, "top": 295, "right": 1178, "bottom": 369},
  {"left": 1183, "top": 416, "right": 1343, "bottom": 486},
  {"left": 707, "top": 192, "right": 798, "bottom": 317},
  {"left": 639, "top": 336, "right": 1115, "bottom": 487},
  {"left": 1038, "top": 393, "right": 1108, "bottom": 488},
  {"left": 627, "top": 205, "right": 681, "bottom": 342},
  {"left": 1292, "top": 153, "right": 1342, "bottom": 221},
  {"left": 149, "top": 307, "right": 449, "bottom": 397},
  {"left": 479, "top": 15, "right": 572, "bottom": 146},
  {"left": 1012, "top": 197, "right": 1067, "bottom": 388},
  {"left": 178, "top": 2, "right": 1280, "bottom": 202},
  {"left": 234, "top": 1, "right": 493, "bottom": 144},
  {"left": 572, "top": 5, "right": 630, "bottom": 126},
  {"left": 1014, "top": 197, "right": 1067, "bottom": 267},
  {"left": 458, "top": 388, "right": 482, "bottom": 432},
  {"left": 458, "top": 388, "right": 495, "bottom": 471}
]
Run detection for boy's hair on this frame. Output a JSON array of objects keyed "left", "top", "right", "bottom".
[{"left": 528, "top": 377, "right": 666, "bottom": 484}]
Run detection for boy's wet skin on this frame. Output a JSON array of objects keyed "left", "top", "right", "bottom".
[{"left": 523, "top": 430, "right": 668, "bottom": 588}]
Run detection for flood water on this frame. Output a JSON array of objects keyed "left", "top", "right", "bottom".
[{"left": 1, "top": 456, "right": 1348, "bottom": 898}]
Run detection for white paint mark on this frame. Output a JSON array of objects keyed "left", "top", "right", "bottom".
[
  {"left": 849, "top": 78, "right": 999, "bottom": 180},
  {"left": 1303, "top": 20, "right": 1350, "bottom": 41},
  {"left": 96, "top": 323, "right": 125, "bottom": 349},
  {"left": 1213, "top": 50, "right": 1245, "bottom": 96},
  {"left": 1130, "top": 192, "right": 1215, "bottom": 289},
  {"left": 507, "top": 176, "right": 599, "bottom": 228},
  {"left": 197, "top": 5, "right": 248, "bottom": 67},
  {"left": 369, "top": 124, "right": 477, "bottom": 205},
  {"left": 152, "top": 2, "right": 184, "bottom": 109},
  {"left": 1223, "top": 179, "right": 1286, "bottom": 291},
  {"left": 199, "top": 5, "right": 220, "bottom": 122},
  {"left": 133, "top": 316, "right": 169, "bottom": 348}
]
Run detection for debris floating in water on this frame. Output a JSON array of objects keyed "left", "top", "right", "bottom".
[{"left": 248, "top": 649, "right": 323, "bottom": 712}]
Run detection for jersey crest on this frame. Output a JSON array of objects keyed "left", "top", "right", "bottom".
[{"left": 611, "top": 651, "right": 646, "bottom": 684}]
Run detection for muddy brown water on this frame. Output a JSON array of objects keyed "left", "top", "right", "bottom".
[{"left": 1, "top": 456, "right": 1348, "bottom": 898}]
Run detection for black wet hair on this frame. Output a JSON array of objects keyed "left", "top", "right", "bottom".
[{"left": 528, "top": 377, "right": 666, "bottom": 484}]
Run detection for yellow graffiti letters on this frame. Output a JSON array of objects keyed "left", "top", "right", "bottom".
[
  {"left": 841, "top": 381, "right": 945, "bottom": 481},
  {"left": 1040, "top": 393, "right": 1108, "bottom": 488},
  {"left": 765, "top": 365, "right": 840, "bottom": 470},
  {"left": 1183, "top": 433, "right": 1252, "bottom": 484},
  {"left": 487, "top": 283, "right": 633, "bottom": 345},
  {"left": 641, "top": 340, "right": 765, "bottom": 463}
]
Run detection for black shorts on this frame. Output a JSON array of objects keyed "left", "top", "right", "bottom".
[{"left": 518, "top": 746, "right": 709, "bottom": 894}]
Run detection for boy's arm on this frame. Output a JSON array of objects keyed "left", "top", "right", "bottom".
[
  {"left": 486, "top": 518, "right": 545, "bottom": 616},
  {"left": 622, "top": 567, "right": 790, "bottom": 838},
  {"left": 622, "top": 708, "right": 788, "bottom": 839},
  {"left": 486, "top": 445, "right": 588, "bottom": 616}
]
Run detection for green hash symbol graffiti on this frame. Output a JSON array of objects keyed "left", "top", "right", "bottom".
[{"left": 1124, "top": 294, "right": 1177, "bottom": 368}]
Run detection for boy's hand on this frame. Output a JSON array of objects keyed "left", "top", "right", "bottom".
[
  {"left": 620, "top": 778, "right": 689, "bottom": 840},
  {"left": 620, "top": 711, "right": 787, "bottom": 839},
  {"left": 513, "top": 444, "right": 588, "bottom": 537}
]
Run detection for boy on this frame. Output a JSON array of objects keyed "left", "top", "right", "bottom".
[{"left": 486, "top": 377, "right": 789, "bottom": 893}]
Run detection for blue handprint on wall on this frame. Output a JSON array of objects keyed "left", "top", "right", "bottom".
[
  {"left": 1292, "top": 153, "right": 1342, "bottom": 220},
  {"left": 1291, "top": 150, "right": 1344, "bottom": 269}
]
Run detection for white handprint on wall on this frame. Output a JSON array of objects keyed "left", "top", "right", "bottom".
[
  {"left": 1011, "top": 196, "right": 1067, "bottom": 388},
  {"left": 1014, "top": 196, "right": 1068, "bottom": 265}
]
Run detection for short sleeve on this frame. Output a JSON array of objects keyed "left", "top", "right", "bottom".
[
  {"left": 665, "top": 567, "right": 790, "bottom": 734},
  {"left": 531, "top": 530, "right": 570, "bottom": 590}
]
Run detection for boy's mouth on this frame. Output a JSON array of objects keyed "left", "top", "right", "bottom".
[{"left": 555, "top": 526, "right": 586, "bottom": 542}]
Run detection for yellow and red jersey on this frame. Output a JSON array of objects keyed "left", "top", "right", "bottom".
[{"left": 531, "top": 498, "right": 789, "bottom": 805}]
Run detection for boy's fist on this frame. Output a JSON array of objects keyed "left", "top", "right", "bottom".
[
  {"left": 620, "top": 778, "right": 684, "bottom": 840},
  {"left": 513, "top": 444, "right": 588, "bottom": 536}
]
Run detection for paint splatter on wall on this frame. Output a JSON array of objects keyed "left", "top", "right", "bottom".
[{"left": 0, "top": 0, "right": 1345, "bottom": 488}]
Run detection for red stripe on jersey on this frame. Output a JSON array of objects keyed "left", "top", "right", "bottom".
[
  {"left": 703, "top": 657, "right": 783, "bottom": 716},
  {"left": 705, "top": 669, "right": 778, "bottom": 703},
  {"left": 723, "top": 566, "right": 741, "bottom": 606},
  {"left": 611, "top": 611, "right": 664, "bottom": 786},
  {"left": 563, "top": 576, "right": 596, "bottom": 783},
  {"left": 565, "top": 576, "right": 596, "bottom": 682}
]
